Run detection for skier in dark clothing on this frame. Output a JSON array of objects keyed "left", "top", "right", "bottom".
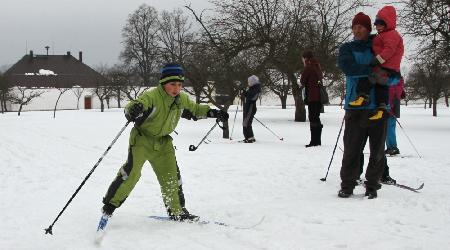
[
  {"left": 300, "top": 51, "right": 324, "bottom": 147},
  {"left": 241, "top": 75, "right": 261, "bottom": 143},
  {"left": 337, "top": 12, "right": 400, "bottom": 199}
]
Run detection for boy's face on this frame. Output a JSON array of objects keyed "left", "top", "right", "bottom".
[
  {"left": 352, "top": 24, "right": 369, "bottom": 41},
  {"left": 163, "top": 81, "right": 183, "bottom": 97},
  {"left": 375, "top": 24, "right": 386, "bottom": 33}
]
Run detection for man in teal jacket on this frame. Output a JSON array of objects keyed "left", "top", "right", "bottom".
[
  {"left": 100, "top": 63, "right": 228, "bottom": 225},
  {"left": 337, "top": 13, "right": 399, "bottom": 199}
]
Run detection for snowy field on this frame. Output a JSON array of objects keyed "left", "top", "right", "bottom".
[{"left": 1, "top": 105, "right": 449, "bottom": 250}]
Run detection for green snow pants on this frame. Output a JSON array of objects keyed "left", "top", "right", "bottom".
[{"left": 103, "top": 129, "right": 185, "bottom": 216}]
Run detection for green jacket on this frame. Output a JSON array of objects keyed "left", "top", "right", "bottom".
[{"left": 125, "top": 85, "right": 210, "bottom": 139}]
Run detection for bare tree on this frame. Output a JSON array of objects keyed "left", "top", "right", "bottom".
[
  {"left": 10, "top": 86, "right": 45, "bottom": 116},
  {"left": 72, "top": 86, "right": 85, "bottom": 110},
  {"left": 183, "top": 40, "right": 213, "bottom": 104},
  {"left": 121, "top": 4, "right": 161, "bottom": 86},
  {"left": 92, "top": 83, "right": 113, "bottom": 112},
  {"left": 407, "top": 52, "right": 448, "bottom": 116},
  {"left": 158, "top": 8, "right": 195, "bottom": 63},
  {"left": 262, "top": 69, "right": 292, "bottom": 109},
  {"left": 0, "top": 72, "right": 10, "bottom": 113},
  {"left": 400, "top": 0, "right": 450, "bottom": 55},
  {"left": 53, "top": 87, "right": 70, "bottom": 118}
]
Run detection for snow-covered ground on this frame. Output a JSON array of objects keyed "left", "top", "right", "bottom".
[{"left": 1, "top": 105, "right": 449, "bottom": 250}]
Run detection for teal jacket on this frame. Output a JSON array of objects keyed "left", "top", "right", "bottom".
[{"left": 338, "top": 37, "right": 400, "bottom": 110}]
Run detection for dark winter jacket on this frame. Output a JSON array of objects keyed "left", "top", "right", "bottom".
[
  {"left": 338, "top": 36, "right": 400, "bottom": 110},
  {"left": 243, "top": 83, "right": 261, "bottom": 113},
  {"left": 300, "top": 59, "right": 323, "bottom": 103},
  {"left": 373, "top": 6, "right": 404, "bottom": 72}
]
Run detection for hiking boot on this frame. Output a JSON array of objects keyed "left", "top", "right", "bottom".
[
  {"left": 365, "top": 188, "right": 377, "bottom": 199},
  {"left": 380, "top": 176, "right": 396, "bottom": 185},
  {"left": 349, "top": 95, "right": 369, "bottom": 107},
  {"left": 385, "top": 147, "right": 400, "bottom": 156},
  {"left": 338, "top": 189, "right": 353, "bottom": 198}
]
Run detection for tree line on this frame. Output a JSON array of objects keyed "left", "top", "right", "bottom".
[{"left": 1, "top": 0, "right": 448, "bottom": 119}]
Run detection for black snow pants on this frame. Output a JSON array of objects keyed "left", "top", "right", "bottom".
[{"left": 340, "top": 109, "right": 387, "bottom": 191}]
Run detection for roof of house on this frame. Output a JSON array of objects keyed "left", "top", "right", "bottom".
[{"left": 4, "top": 52, "right": 109, "bottom": 88}]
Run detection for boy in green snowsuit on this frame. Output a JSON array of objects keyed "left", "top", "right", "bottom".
[{"left": 101, "top": 63, "right": 228, "bottom": 222}]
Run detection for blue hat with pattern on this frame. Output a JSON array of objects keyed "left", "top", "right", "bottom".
[{"left": 159, "top": 63, "right": 185, "bottom": 85}]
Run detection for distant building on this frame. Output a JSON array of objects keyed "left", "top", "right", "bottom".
[{"left": 3, "top": 50, "right": 117, "bottom": 111}]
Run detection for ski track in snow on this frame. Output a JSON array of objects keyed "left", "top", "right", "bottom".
[{"left": 1, "top": 106, "right": 449, "bottom": 249}]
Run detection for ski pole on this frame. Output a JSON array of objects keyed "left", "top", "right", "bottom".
[
  {"left": 320, "top": 117, "right": 345, "bottom": 182},
  {"left": 254, "top": 117, "right": 284, "bottom": 141},
  {"left": 44, "top": 121, "right": 131, "bottom": 235},
  {"left": 189, "top": 119, "right": 221, "bottom": 151},
  {"left": 388, "top": 113, "right": 422, "bottom": 158},
  {"left": 230, "top": 101, "right": 240, "bottom": 140}
]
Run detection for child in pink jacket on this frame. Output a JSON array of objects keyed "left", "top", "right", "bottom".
[{"left": 350, "top": 5, "right": 404, "bottom": 120}]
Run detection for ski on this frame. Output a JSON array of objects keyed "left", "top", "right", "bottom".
[
  {"left": 386, "top": 154, "right": 415, "bottom": 159},
  {"left": 358, "top": 180, "right": 424, "bottom": 193},
  {"left": 386, "top": 182, "right": 424, "bottom": 193},
  {"left": 148, "top": 215, "right": 265, "bottom": 230},
  {"left": 94, "top": 214, "right": 110, "bottom": 245}
]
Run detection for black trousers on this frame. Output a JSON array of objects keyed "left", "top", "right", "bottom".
[
  {"left": 308, "top": 101, "right": 322, "bottom": 127},
  {"left": 340, "top": 110, "right": 387, "bottom": 191},
  {"left": 243, "top": 102, "right": 257, "bottom": 139}
]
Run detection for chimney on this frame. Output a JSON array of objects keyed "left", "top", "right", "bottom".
[
  {"left": 67, "top": 51, "right": 71, "bottom": 56},
  {"left": 78, "top": 51, "right": 83, "bottom": 62}
]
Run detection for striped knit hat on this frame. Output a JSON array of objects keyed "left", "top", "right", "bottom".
[{"left": 159, "top": 63, "right": 185, "bottom": 85}]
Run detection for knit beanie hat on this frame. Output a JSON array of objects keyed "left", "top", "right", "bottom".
[
  {"left": 159, "top": 63, "right": 185, "bottom": 85},
  {"left": 352, "top": 12, "right": 372, "bottom": 32},
  {"left": 248, "top": 75, "right": 260, "bottom": 86}
]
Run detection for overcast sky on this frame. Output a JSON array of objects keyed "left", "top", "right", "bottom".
[
  {"left": 0, "top": 0, "right": 211, "bottom": 69},
  {"left": 0, "top": 0, "right": 409, "bottom": 71}
]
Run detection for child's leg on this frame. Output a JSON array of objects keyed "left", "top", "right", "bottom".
[
  {"left": 356, "top": 77, "right": 372, "bottom": 96},
  {"left": 375, "top": 84, "right": 389, "bottom": 109},
  {"left": 102, "top": 146, "right": 147, "bottom": 212},
  {"left": 349, "top": 77, "right": 371, "bottom": 107}
]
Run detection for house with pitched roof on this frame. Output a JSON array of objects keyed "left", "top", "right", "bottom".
[{"left": 3, "top": 50, "right": 116, "bottom": 111}]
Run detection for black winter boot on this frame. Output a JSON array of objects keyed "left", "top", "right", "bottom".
[
  {"left": 169, "top": 208, "right": 199, "bottom": 222},
  {"left": 365, "top": 188, "right": 377, "bottom": 199},
  {"left": 338, "top": 189, "right": 353, "bottom": 198},
  {"left": 306, "top": 125, "right": 322, "bottom": 147},
  {"left": 317, "top": 124, "right": 323, "bottom": 146}
]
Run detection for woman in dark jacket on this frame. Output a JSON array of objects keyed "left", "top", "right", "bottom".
[{"left": 300, "top": 51, "right": 324, "bottom": 147}]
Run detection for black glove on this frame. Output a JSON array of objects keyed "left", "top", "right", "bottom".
[
  {"left": 125, "top": 103, "right": 144, "bottom": 122},
  {"left": 369, "top": 57, "right": 381, "bottom": 67},
  {"left": 401, "top": 90, "right": 406, "bottom": 99},
  {"left": 207, "top": 109, "right": 229, "bottom": 122},
  {"left": 181, "top": 109, "right": 198, "bottom": 121}
]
